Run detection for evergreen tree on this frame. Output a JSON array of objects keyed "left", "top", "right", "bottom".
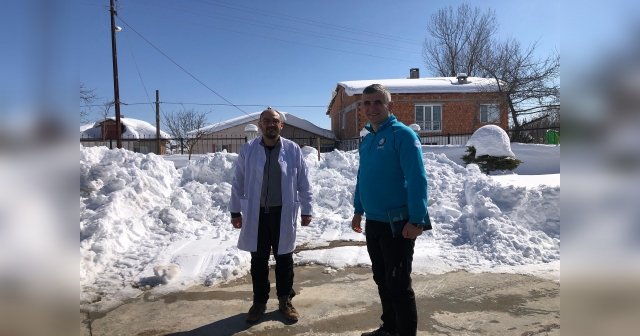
[{"left": 461, "top": 146, "right": 522, "bottom": 175}]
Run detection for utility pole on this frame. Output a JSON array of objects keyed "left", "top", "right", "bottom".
[
  {"left": 110, "top": 0, "right": 122, "bottom": 149},
  {"left": 156, "top": 90, "right": 161, "bottom": 155}
]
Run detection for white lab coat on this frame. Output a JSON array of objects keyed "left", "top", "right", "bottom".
[{"left": 229, "top": 137, "right": 313, "bottom": 255}]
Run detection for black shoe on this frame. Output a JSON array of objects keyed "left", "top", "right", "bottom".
[
  {"left": 245, "top": 302, "right": 266, "bottom": 323},
  {"left": 361, "top": 325, "right": 399, "bottom": 336}
]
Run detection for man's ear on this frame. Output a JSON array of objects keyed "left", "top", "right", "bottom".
[{"left": 388, "top": 101, "right": 395, "bottom": 111}]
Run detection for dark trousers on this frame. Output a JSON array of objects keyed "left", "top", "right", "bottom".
[
  {"left": 250, "top": 208, "right": 295, "bottom": 304},
  {"left": 366, "top": 219, "right": 418, "bottom": 336}
]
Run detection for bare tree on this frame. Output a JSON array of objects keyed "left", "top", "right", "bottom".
[
  {"left": 478, "top": 38, "right": 560, "bottom": 141},
  {"left": 163, "top": 108, "right": 210, "bottom": 160},
  {"left": 422, "top": 3, "right": 498, "bottom": 77},
  {"left": 422, "top": 4, "right": 560, "bottom": 141},
  {"left": 80, "top": 82, "right": 99, "bottom": 124}
]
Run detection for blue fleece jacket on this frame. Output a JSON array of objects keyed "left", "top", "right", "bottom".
[{"left": 353, "top": 115, "right": 429, "bottom": 224}]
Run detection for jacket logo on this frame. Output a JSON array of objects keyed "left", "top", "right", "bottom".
[{"left": 377, "top": 137, "right": 386, "bottom": 149}]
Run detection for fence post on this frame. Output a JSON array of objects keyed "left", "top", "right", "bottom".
[
  {"left": 109, "top": 138, "right": 113, "bottom": 149},
  {"left": 317, "top": 137, "right": 320, "bottom": 161},
  {"left": 180, "top": 138, "right": 184, "bottom": 155},
  {"left": 447, "top": 133, "right": 451, "bottom": 145}
]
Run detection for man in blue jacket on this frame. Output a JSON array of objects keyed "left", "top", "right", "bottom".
[{"left": 352, "top": 84, "right": 429, "bottom": 336}]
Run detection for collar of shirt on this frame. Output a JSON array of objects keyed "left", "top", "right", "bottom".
[{"left": 259, "top": 137, "right": 281, "bottom": 149}]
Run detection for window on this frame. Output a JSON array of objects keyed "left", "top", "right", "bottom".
[
  {"left": 415, "top": 105, "right": 442, "bottom": 132},
  {"left": 480, "top": 105, "right": 500, "bottom": 123},
  {"left": 342, "top": 113, "right": 345, "bottom": 129}
]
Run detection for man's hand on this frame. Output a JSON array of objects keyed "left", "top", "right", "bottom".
[
  {"left": 231, "top": 216, "right": 242, "bottom": 229},
  {"left": 301, "top": 215, "right": 312, "bottom": 226},
  {"left": 402, "top": 223, "right": 423, "bottom": 239},
  {"left": 351, "top": 214, "right": 363, "bottom": 233}
]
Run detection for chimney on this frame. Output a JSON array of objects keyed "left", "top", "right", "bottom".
[
  {"left": 456, "top": 73, "right": 468, "bottom": 84},
  {"left": 410, "top": 68, "right": 420, "bottom": 79}
]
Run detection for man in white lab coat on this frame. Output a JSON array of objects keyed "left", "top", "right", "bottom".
[{"left": 229, "top": 108, "right": 313, "bottom": 323}]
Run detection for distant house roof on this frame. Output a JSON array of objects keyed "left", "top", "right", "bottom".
[
  {"left": 327, "top": 76, "right": 502, "bottom": 114},
  {"left": 338, "top": 76, "right": 500, "bottom": 96},
  {"left": 190, "top": 111, "right": 336, "bottom": 140},
  {"left": 80, "top": 117, "right": 170, "bottom": 139}
]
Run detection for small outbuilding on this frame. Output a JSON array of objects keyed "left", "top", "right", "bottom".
[{"left": 80, "top": 117, "right": 170, "bottom": 154}]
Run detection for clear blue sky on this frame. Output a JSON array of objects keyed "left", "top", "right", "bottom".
[{"left": 76, "top": 0, "right": 560, "bottom": 131}]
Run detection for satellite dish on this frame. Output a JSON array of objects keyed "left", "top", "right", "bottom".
[{"left": 115, "top": 26, "right": 122, "bottom": 32}]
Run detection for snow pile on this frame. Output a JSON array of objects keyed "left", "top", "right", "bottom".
[
  {"left": 466, "top": 125, "right": 516, "bottom": 157},
  {"left": 80, "top": 144, "right": 559, "bottom": 310},
  {"left": 80, "top": 147, "right": 179, "bottom": 303}
]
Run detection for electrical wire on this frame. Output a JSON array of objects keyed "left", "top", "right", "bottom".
[
  {"left": 116, "top": 15, "right": 254, "bottom": 120},
  {"left": 121, "top": 10, "right": 417, "bottom": 63},
  {"left": 81, "top": 102, "right": 327, "bottom": 108},
  {"left": 122, "top": 21, "right": 156, "bottom": 115},
  {"left": 194, "top": 0, "right": 422, "bottom": 44},
  {"left": 128, "top": 0, "right": 421, "bottom": 54}
]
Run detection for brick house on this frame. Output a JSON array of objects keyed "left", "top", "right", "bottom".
[{"left": 327, "top": 70, "right": 509, "bottom": 148}]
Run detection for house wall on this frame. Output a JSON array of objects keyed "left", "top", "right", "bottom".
[
  {"left": 100, "top": 120, "right": 126, "bottom": 139},
  {"left": 328, "top": 86, "right": 508, "bottom": 140}
]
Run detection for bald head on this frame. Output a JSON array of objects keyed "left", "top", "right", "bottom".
[{"left": 260, "top": 107, "right": 284, "bottom": 121}]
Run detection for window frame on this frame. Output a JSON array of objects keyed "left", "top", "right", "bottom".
[
  {"left": 414, "top": 104, "right": 443, "bottom": 132},
  {"left": 480, "top": 104, "right": 501, "bottom": 123}
]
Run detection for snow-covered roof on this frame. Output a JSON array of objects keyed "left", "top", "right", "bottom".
[
  {"left": 80, "top": 117, "right": 170, "bottom": 139},
  {"left": 338, "top": 76, "right": 500, "bottom": 96},
  {"left": 190, "top": 111, "right": 336, "bottom": 140}
]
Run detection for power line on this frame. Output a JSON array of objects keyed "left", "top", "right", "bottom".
[
  {"left": 123, "top": 10, "right": 417, "bottom": 63},
  {"left": 82, "top": 102, "right": 327, "bottom": 108},
  {"left": 128, "top": 0, "right": 421, "bottom": 54},
  {"left": 116, "top": 15, "right": 254, "bottom": 119},
  {"left": 194, "top": 0, "right": 422, "bottom": 44},
  {"left": 122, "top": 23, "right": 156, "bottom": 115}
]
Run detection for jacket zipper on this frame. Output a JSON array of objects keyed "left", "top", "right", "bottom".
[{"left": 368, "top": 131, "right": 377, "bottom": 154}]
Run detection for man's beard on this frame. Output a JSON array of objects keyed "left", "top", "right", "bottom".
[{"left": 264, "top": 127, "right": 279, "bottom": 139}]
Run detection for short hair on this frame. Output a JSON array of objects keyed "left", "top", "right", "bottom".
[
  {"left": 362, "top": 84, "right": 391, "bottom": 104},
  {"left": 259, "top": 107, "right": 286, "bottom": 122}
]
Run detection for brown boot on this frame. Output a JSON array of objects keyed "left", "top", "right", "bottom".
[
  {"left": 245, "top": 302, "right": 266, "bottom": 323},
  {"left": 278, "top": 296, "right": 299, "bottom": 321}
]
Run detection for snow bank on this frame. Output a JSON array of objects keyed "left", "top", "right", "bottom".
[
  {"left": 80, "top": 145, "right": 560, "bottom": 311},
  {"left": 466, "top": 125, "right": 516, "bottom": 158}
]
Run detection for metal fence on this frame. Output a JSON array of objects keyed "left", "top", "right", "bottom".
[
  {"left": 337, "top": 127, "right": 560, "bottom": 151},
  {"left": 81, "top": 127, "right": 559, "bottom": 154},
  {"left": 80, "top": 135, "right": 337, "bottom": 154}
]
